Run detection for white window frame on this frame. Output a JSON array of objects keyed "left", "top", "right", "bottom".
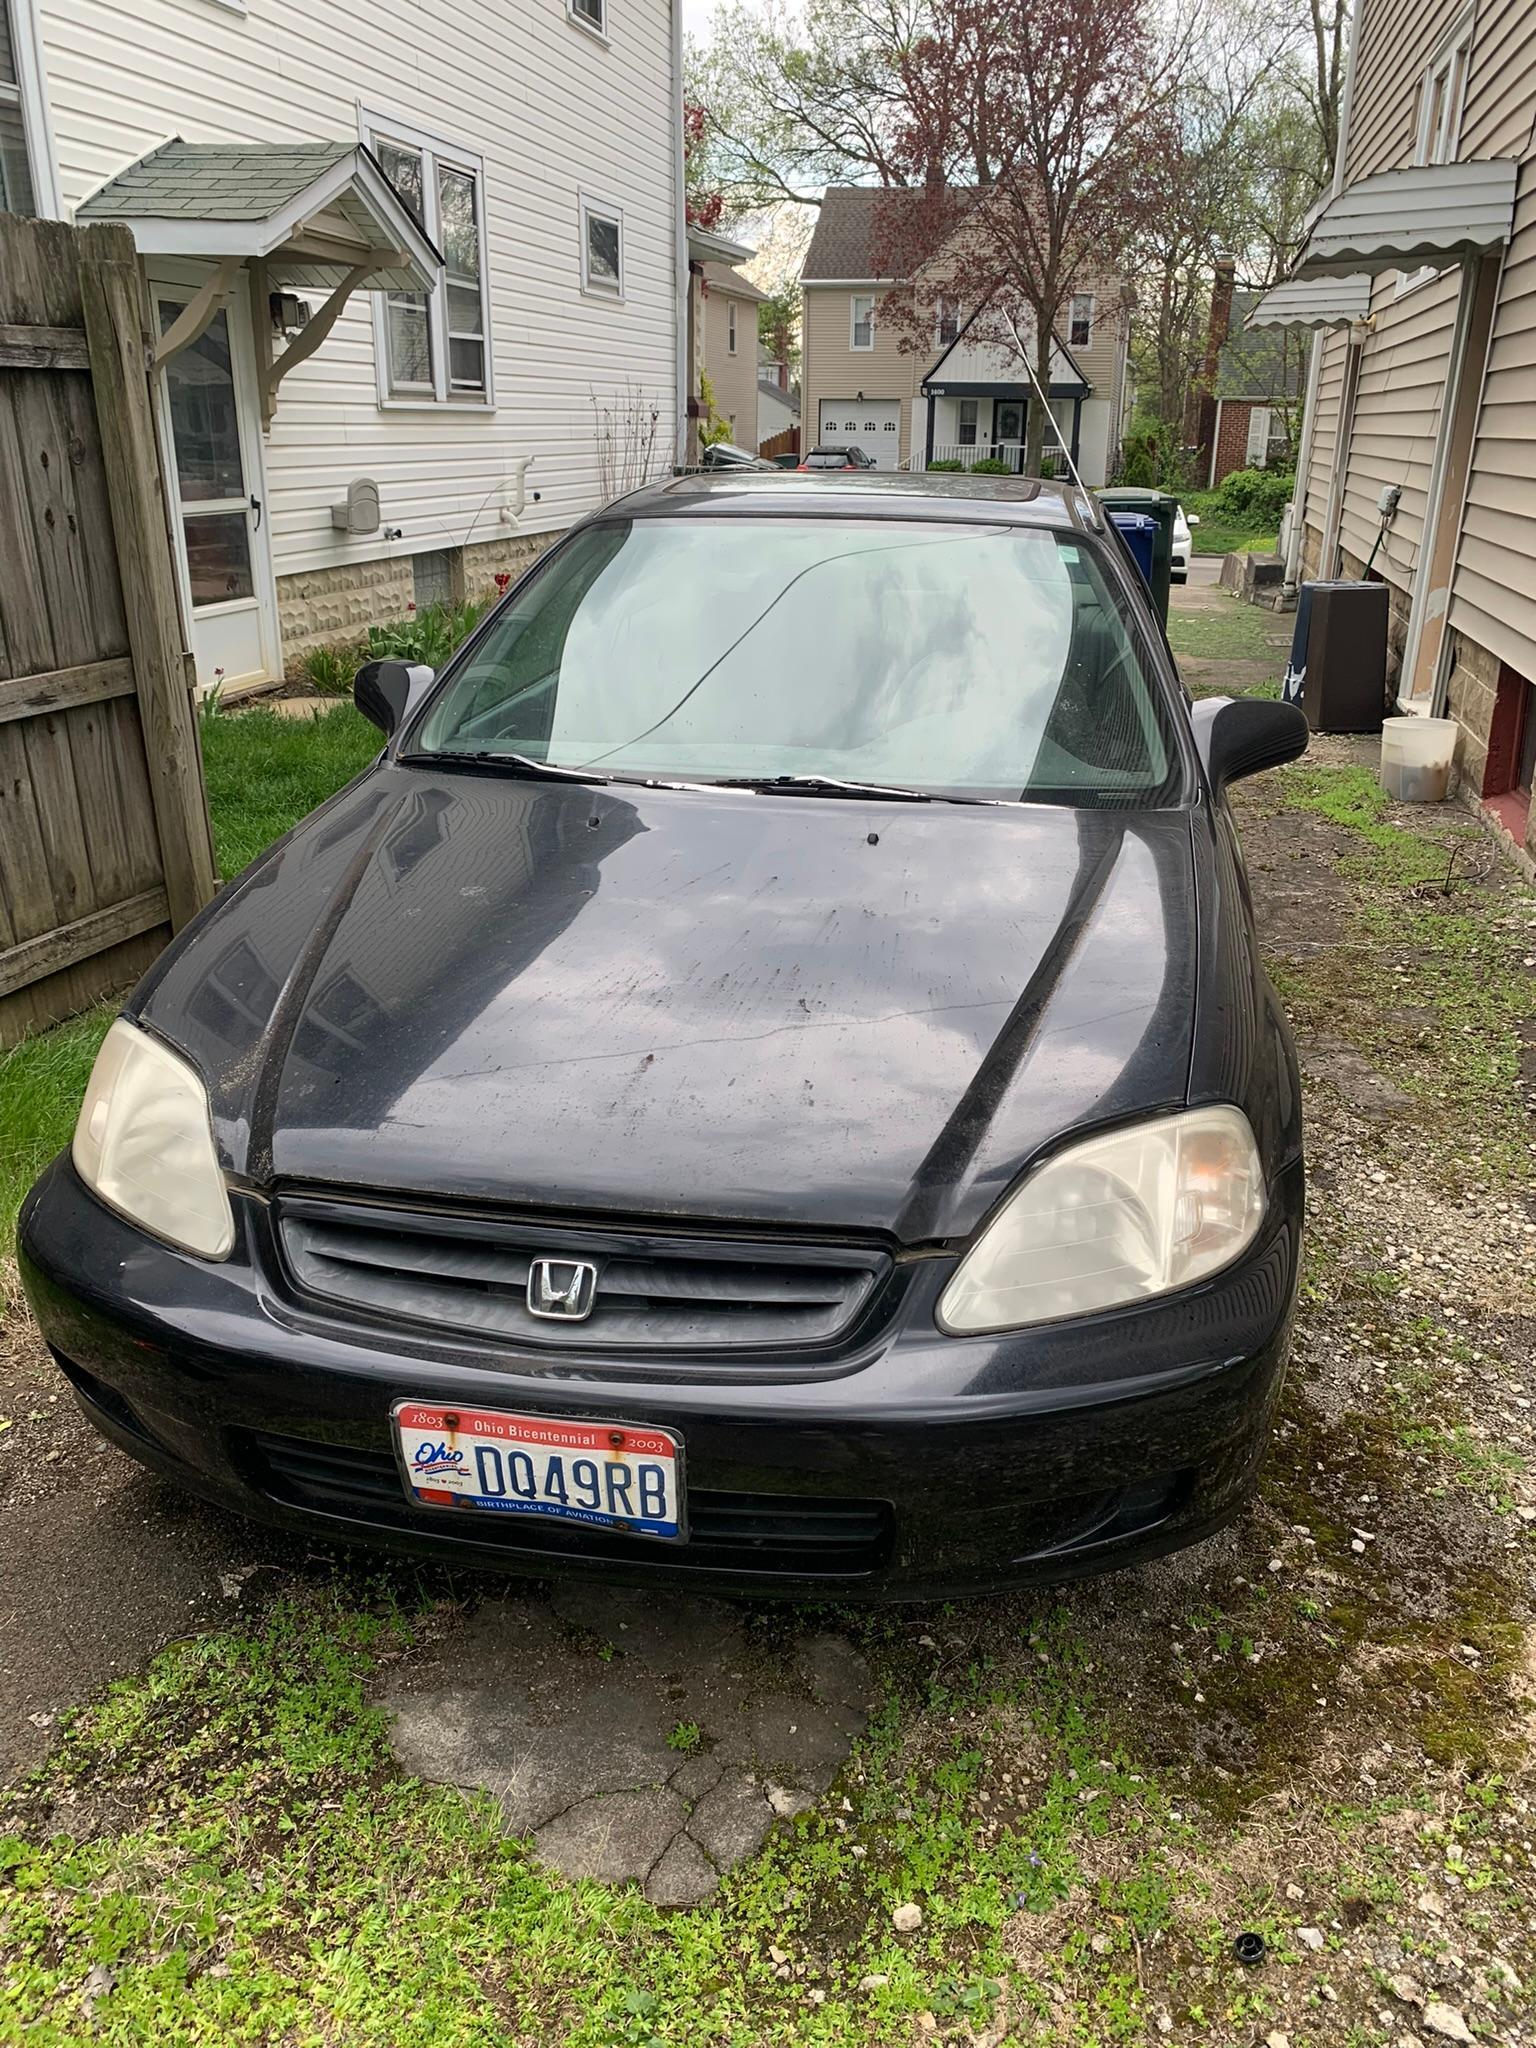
[
  {"left": 935, "top": 296, "right": 960, "bottom": 347},
  {"left": 727, "top": 299, "right": 737, "bottom": 354},
  {"left": 1415, "top": 14, "right": 1472, "bottom": 168},
  {"left": 0, "top": 0, "right": 62, "bottom": 217},
  {"left": 1069, "top": 293, "right": 1095, "bottom": 349},
  {"left": 1244, "top": 406, "right": 1272, "bottom": 467},
  {"left": 566, "top": 0, "right": 608, "bottom": 41},
  {"left": 957, "top": 397, "right": 978, "bottom": 447},
  {"left": 1397, "top": 12, "right": 1474, "bottom": 299},
  {"left": 359, "top": 108, "right": 494, "bottom": 411},
  {"left": 850, "top": 292, "right": 875, "bottom": 350},
  {"left": 580, "top": 191, "right": 625, "bottom": 300}
]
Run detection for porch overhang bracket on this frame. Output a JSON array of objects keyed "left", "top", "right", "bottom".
[
  {"left": 258, "top": 261, "right": 375, "bottom": 428},
  {"left": 152, "top": 256, "right": 243, "bottom": 369}
]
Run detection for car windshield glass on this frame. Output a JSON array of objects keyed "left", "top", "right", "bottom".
[
  {"left": 806, "top": 450, "right": 854, "bottom": 467},
  {"left": 410, "top": 518, "right": 1181, "bottom": 804}
]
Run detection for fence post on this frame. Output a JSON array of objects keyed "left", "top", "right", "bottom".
[{"left": 77, "top": 222, "right": 216, "bottom": 929}]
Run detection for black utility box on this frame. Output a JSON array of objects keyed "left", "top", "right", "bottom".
[{"left": 1282, "top": 579, "right": 1389, "bottom": 733}]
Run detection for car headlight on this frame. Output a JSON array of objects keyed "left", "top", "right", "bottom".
[
  {"left": 72, "top": 1018, "right": 234, "bottom": 1259},
  {"left": 937, "top": 1106, "right": 1265, "bottom": 1333}
]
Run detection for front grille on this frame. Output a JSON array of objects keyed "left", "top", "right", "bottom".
[
  {"left": 275, "top": 1197, "right": 891, "bottom": 1355},
  {"left": 243, "top": 1430, "right": 893, "bottom": 1578}
]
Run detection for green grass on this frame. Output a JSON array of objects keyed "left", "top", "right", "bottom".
[
  {"left": 1264, "top": 757, "right": 1536, "bottom": 1184},
  {"left": 0, "top": 1595, "right": 1187, "bottom": 2047},
  {"left": 1181, "top": 490, "right": 1279, "bottom": 558},
  {"left": 1165, "top": 598, "right": 1286, "bottom": 670},
  {"left": 0, "top": 1006, "right": 113, "bottom": 1252},
  {"left": 1, "top": 702, "right": 380, "bottom": 1257},
  {"left": 201, "top": 702, "right": 381, "bottom": 880}
]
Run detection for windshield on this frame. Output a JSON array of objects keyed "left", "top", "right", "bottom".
[{"left": 410, "top": 518, "right": 1182, "bottom": 804}]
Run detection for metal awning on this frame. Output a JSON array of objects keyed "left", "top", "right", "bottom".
[
  {"left": 76, "top": 138, "right": 442, "bottom": 293},
  {"left": 1294, "top": 159, "right": 1519, "bottom": 278},
  {"left": 1246, "top": 274, "right": 1373, "bottom": 329}
]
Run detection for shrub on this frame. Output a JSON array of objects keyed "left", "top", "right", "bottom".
[
  {"left": 927, "top": 458, "right": 964, "bottom": 471},
  {"left": 300, "top": 642, "right": 360, "bottom": 695},
  {"left": 364, "top": 598, "right": 490, "bottom": 670},
  {"left": 1213, "top": 465, "right": 1295, "bottom": 525},
  {"left": 967, "top": 457, "right": 1011, "bottom": 475}
]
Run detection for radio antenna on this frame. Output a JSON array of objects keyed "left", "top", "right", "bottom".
[{"left": 1010, "top": 317, "right": 1093, "bottom": 509}]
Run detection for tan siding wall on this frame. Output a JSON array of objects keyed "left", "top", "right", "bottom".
[
  {"left": 801, "top": 286, "right": 922, "bottom": 464},
  {"left": 1460, "top": 0, "right": 1536, "bottom": 155},
  {"left": 1345, "top": 0, "right": 1441, "bottom": 181},
  {"left": 703, "top": 286, "right": 760, "bottom": 447},
  {"left": 1449, "top": 164, "right": 1536, "bottom": 681},
  {"left": 1335, "top": 267, "right": 1459, "bottom": 586},
  {"left": 1303, "top": 330, "right": 1349, "bottom": 533}
]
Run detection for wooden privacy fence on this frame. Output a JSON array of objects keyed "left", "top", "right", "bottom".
[
  {"left": 0, "top": 215, "right": 215, "bottom": 1049},
  {"left": 760, "top": 425, "right": 800, "bottom": 462}
]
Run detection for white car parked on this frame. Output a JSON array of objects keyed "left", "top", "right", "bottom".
[{"left": 1171, "top": 504, "right": 1200, "bottom": 583}]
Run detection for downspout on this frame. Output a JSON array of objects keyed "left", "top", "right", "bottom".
[
  {"left": 1283, "top": 0, "right": 1367, "bottom": 595},
  {"left": 671, "top": 0, "right": 688, "bottom": 468}
]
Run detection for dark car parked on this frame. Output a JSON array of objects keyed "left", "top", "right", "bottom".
[
  {"left": 797, "top": 445, "right": 877, "bottom": 471},
  {"left": 19, "top": 472, "right": 1308, "bottom": 1600}
]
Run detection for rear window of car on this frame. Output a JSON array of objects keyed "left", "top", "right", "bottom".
[
  {"left": 410, "top": 518, "right": 1184, "bottom": 806},
  {"left": 804, "top": 450, "right": 854, "bottom": 468}
]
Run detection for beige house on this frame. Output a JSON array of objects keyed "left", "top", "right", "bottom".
[
  {"left": 799, "top": 187, "right": 1130, "bottom": 482},
  {"left": 1256, "top": 0, "right": 1536, "bottom": 857},
  {"left": 699, "top": 262, "right": 766, "bottom": 448}
]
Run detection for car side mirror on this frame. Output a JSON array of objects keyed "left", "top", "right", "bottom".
[
  {"left": 354, "top": 658, "right": 433, "bottom": 736},
  {"left": 1190, "top": 695, "right": 1308, "bottom": 786},
  {"left": 1187, "top": 513, "right": 1201, "bottom": 527}
]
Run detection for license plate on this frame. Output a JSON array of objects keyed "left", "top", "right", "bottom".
[{"left": 391, "top": 1401, "right": 685, "bottom": 1540}]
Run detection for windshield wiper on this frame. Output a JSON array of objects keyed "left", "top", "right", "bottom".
[
  {"left": 434, "top": 750, "right": 612, "bottom": 783},
  {"left": 711, "top": 773, "right": 1006, "bottom": 806},
  {"left": 711, "top": 773, "right": 934, "bottom": 802}
]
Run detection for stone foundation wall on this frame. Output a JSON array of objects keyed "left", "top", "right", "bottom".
[
  {"left": 276, "top": 530, "right": 561, "bottom": 677},
  {"left": 1299, "top": 521, "right": 1322, "bottom": 582},
  {"left": 1442, "top": 628, "right": 1501, "bottom": 798}
]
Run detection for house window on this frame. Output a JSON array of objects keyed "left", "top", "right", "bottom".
[
  {"left": 364, "top": 115, "right": 491, "bottom": 405},
  {"left": 850, "top": 293, "right": 874, "bottom": 349},
  {"left": 581, "top": 194, "right": 624, "bottom": 297},
  {"left": 1244, "top": 406, "right": 1272, "bottom": 467},
  {"left": 728, "top": 300, "right": 737, "bottom": 354},
  {"left": 1416, "top": 18, "right": 1471, "bottom": 167},
  {"left": 957, "top": 398, "right": 978, "bottom": 447},
  {"left": 1068, "top": 293, "right": 1094, "bottom": 349},
  {"left": 1, "top": 0, "right": 40, "bottom": 214},
  {"left": 936, "top": 296, "right": 959, "bottom": 346},
  {"left": 567, "top": 0, "right": 606, "bottom": 35}
]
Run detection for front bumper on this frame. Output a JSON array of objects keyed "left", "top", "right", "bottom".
[{"left": 18, "top": 1158, "right": 1302, "bottom": 1601}]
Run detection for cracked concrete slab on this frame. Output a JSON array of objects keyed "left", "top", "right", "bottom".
[{"left": 382, "top": 1589, "right": 873, "bottom": 1906}]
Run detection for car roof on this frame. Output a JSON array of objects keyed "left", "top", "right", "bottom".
[{"left": 606, "top": 470, "right": 1105, "bottom": 533}]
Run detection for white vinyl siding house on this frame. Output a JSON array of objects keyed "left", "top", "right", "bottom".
[{"left": 13, "top": 0, "right": 683, "bottom": 684}]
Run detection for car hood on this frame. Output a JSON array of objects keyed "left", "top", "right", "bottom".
[{"left": 139, "top": 765, "right": 1198, "bottom": 1242}]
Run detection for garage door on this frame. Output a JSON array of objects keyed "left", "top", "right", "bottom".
[{"left": 818, "top": 399, "right": 902, "bottom": 469}]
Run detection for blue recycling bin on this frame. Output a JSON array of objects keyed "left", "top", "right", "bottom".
[{"left": 1107, "top": 510, "right": 1157, "bottom": 590}]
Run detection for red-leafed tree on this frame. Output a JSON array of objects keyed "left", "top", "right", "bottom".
[
  {"left": 871, "top": 0, "right": 1182, "bottom": 475},
  {"left": 684, "top": 100, "right": 726, "bottom": 230}
]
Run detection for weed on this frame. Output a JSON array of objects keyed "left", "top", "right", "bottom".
[{"left": 667, "top": 1720, "right": 702, "bottom": 1754}]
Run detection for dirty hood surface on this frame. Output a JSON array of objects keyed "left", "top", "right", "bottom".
[{"left": 140, "top": 766, "right": 1199, "bottom": 1242}]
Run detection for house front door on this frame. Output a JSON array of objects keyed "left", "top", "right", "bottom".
[
  {"left": 994, "top": 400, "right": 1025, "bottom": 470},
  {"left": 153, "top": 274, "right": 281, "bottom": 692}
]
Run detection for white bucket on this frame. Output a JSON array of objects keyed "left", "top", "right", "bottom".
[{"left": 1379, "top": 716, "right": 1456, "bottom": 803}]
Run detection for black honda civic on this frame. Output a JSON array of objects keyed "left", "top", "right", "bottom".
[{"left": 19, "top": 472, "right": 1308, "bottom": 1600}]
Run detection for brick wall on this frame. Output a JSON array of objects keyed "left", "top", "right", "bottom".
[{"left": 1212, "top": 401, "right": 1257, "bottom": 485}]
